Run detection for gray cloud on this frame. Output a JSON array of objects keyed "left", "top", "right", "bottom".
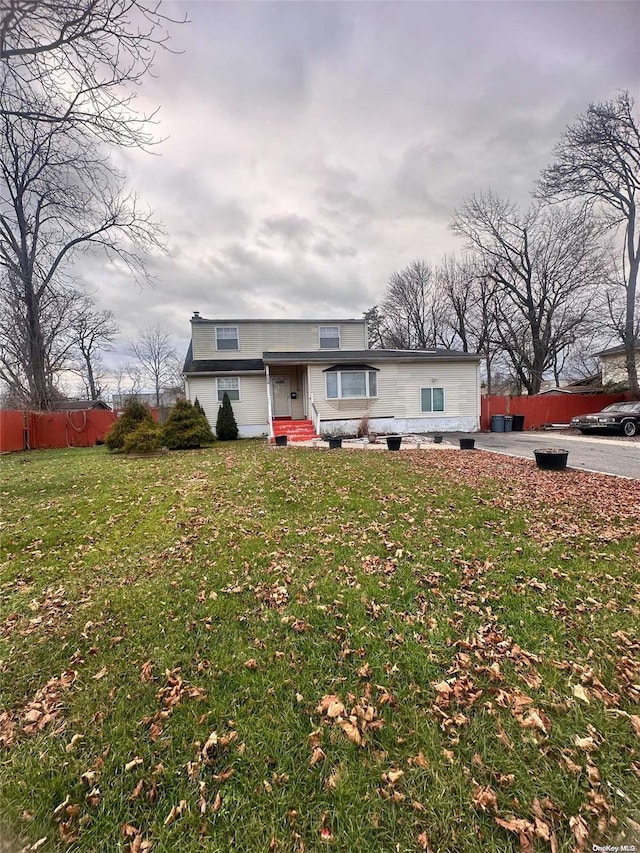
[{"left": 67, "top": 0, "right": 638, "bottom": 384}]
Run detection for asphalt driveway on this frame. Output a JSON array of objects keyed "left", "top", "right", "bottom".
[{"left": 449, "top": 431, "right": 640, "bottom": 480}]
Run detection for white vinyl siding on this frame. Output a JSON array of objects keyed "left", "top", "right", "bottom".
[
  {"left": 192, "top": 321, "right": 367, "bottom": 359},
  {"left": 420, "top": 387, "right": 445, "bottom": 412},
  {"left": 319, "top": 325, "right": 340, "bottom": 349},
  {"left": 186, "top": 375, "right": 269, "bottom": 436},
  {"left": 216, "top": 377, "right": 240, "bottom": 402},
  {"left": 215, "top": 326, "right": 239, "bottom": 350},
  {"left": 326, "top": 370, "right": 377, "bottom": 399}
]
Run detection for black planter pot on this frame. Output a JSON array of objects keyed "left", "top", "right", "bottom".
[
  {"left": 328, "top": 437, "right": 342, "bottom": 449},
  {"left": 275, "top": 434, "right": 287, "bottom": 447},
  {"left": 534, "top": 448, "right": 569, "bottom": 471},
  {"left": 386, "top": 435, "right": 402, "bottom": 451},
  {"left": 459, "top": 437, "right": 475, "bottom": 450},
  {"left": 433, "top": 435, "right": 443, "bottom": 444}
]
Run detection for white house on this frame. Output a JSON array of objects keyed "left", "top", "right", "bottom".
[
  {"left": 183, "top": 314, "right": 481, "bottom": 439},
  {"left": 597, "top": 341, "right": 640, "bottom": 386}
]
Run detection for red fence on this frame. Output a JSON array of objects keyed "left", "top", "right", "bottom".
[
  {"left": 0, "top": 409, "right": 117, "bottom": 452},
  {"left": 480, "top": 393, "right": 629, "bottom": 431}
]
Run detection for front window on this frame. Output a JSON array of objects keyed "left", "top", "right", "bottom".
[
  {"left": 216, "top": 326, "right": 239, "bottom": 350},
  {"left": 217, "top": 377, "right": 240, "bottom": 402},
  {"left": 421, "top": 387, "right": 445, "bottom": 412},
  {"left": 326, "top": 370, "right": 377, "bottom": 399},
  {"left": 319, "top": 326, "right": 340, "bottom": 349}
]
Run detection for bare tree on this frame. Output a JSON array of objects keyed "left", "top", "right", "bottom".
[
  {"left": 0, "top": 1, "right": 184, "bottom": 148},
  {"left": 0, "top": 106, "right": 161, "bottom": 409},
  {"left": 380, "top": 260, "right": 438, "bottom": 349},
  {"left": 451, "top": 192, "right": 608, "bottom": 395},
  {"left": 130, "top": 324, "right": 180, "bottom": 407},
  {"left": 434, "top": 255, "right": 500, "bottom": 392},
  {"left": 67, "top": 295, "right": 119, "bottom": 400},
  {"left": 538, "top": 92, "right": 640, "bottom": 397}
]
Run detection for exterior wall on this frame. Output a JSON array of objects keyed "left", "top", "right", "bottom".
[
  {"left": 601, "top": 352, "right": 639, "bottom": 385},
  {"left": 186, "top": 375, "right": 269, "bottom": 437},
  {"left": 192, "top": 320, "right": 367, "bottom": 360},
  {"left": 308, "top": 360, "right": 480, "bottom": 433}
]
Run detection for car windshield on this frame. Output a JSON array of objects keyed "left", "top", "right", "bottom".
[{"left": 600, "top": 402, "right": 640, "bottom": 414}]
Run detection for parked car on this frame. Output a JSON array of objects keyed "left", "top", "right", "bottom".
[{"left": 571, "top": 402, "right": 640, "bottom": 437}]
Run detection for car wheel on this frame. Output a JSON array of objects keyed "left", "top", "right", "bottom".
[{"left": 622, "top": 420, "right": 637, "bottom": 437}]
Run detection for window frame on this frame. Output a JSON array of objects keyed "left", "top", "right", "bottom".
[
  {"left": 215, "top": 325, "right": 240, "bottom": 351},
  {"left": 318, "top": 325, "right": 341, "bottom": 350},
  {"left": 420, "top": 386, "right": 445, "bottom": 413},
  {"left": 326, "top": 369, "right": 378, "bottom": 400},
  {"left": 216, "top": 376, "right": 241, "bottom": 402}
]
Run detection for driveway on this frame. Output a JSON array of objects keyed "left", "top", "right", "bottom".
[{"left": 449, "top": 431, "right": 640, "bottom": 480}]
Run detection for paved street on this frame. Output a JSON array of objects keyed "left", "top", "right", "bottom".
[{"left": 447, "top": 431, "right": 640, "bottom": 480}]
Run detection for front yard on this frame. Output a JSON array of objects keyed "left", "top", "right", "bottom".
[{"left": 0, "top": 443, "right": 639, "bottom": 852}]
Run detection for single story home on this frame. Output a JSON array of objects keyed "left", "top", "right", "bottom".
[
  {"left": 183, "top": 314, "right": 481, "bottom": 439},
  {"left": 597, "top": 340, "right": 640, "bottom": 386}
]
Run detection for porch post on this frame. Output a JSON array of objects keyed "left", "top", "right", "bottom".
[{"left": 265, "top": 364, "right": 274, "bottom": 440}]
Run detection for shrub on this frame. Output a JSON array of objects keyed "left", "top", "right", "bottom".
[
  {"left": 216, "top": 392, "right": 239, "bottom": 441},
  {"left": 123, "top": 422, "right": 161, "bottom": 454},
  {"left": 161, "top": 399, "right": 215, "bottom": 449},
  {"left": 105, "top": 400, "right": 155, "bottom": 451}
]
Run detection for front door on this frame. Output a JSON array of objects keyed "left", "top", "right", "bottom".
[{"left": 271, "top": 376, "right": 291, "bottom": 417}]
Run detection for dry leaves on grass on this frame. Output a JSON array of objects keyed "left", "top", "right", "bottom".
[
  {"left": 316, "top": 690, "right": 384, "bottom": 746},
  {"left": 0, "top": 669, "right": 76, "bottom": 748}
]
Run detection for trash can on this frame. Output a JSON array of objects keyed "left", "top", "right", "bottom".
[
  {"left": 491, "top": 415, "right": 505, "bottom": 432},
  {"left": 512, "top": 415, "right": 525, "bottom": 432},
  {"left": 503, "top": 416, "right": 513, "bottom": 432}
]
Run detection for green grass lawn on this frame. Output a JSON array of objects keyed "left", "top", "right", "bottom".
[{"left": 0, "top": 443, "right": 639, "bottom": 853}]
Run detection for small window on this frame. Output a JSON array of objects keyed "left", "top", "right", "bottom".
[
  {"left": 421, "top": 387, "right": 445, "bottom": 413},
  {"left": 319, "top": 325, "right": 340, "bottom": 349},
  {"left": 217, "top": 377, "right": 240, "bottom": 402},
  {"left": 325, "top": 370, "right": 377, "bottom": 399},
  {"left": 216, "top": 326, "right": 239, "bottom": 351}
]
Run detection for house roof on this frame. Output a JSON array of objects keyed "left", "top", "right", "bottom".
[
  {"left": 52, "top": 399, "right": 111, "bottom": 411},
  {"left": 596, "top": 339, "right": 640, "bottom": 357},
  {"left": 262, "top": 348, "right": 481, "bottom": 365},
  {"left": 183, "top": 344, "right": 265, "bottom": 375},
  {"left": 190, "top": 315, "right": 364, "bottom": 325}
]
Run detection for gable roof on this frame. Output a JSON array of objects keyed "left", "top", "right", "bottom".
[
  {"left": 596, "top": 339, "right": 640, "bottom": 357},
  {"left": 183, "top": 343, "right": 264, "bottom": 375},
  {"left": 52, "top": 399, "right": 111, "bottom": 411}
]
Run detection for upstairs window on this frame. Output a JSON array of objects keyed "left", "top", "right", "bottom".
[
  {"left": 326, "top": 369, "right": 377, "bottom": 399},
  {"left": 319, "top": 325, "right": 340, "bottom": 349},
  {"left": 216, "top": 326, "right": 239, "bottom": 350},
  {"left": 420, "top": 387, "right": 445, "bottom": 412},
  {"left": 217, "top": 377, "right": 240, "bottom": 402}
]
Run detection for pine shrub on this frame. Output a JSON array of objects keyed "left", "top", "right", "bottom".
[
  {"left": 216, "top": 392, "right": 239, "bottom": 441},
  {"left": 123, "top": 422, "right": 161, "bottom": 454},
  {"left": 161, "top": 399, "right": 215, "bottom": 449},
  {"left": 105, "top": 400, "right": 155, "bottom": 451}
]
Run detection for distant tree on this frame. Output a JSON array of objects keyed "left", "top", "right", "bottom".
[
  {"left": 216, "top": 392, "right": 239, "bottom": 441},
  {"left": 129, "top": 325, "right": 180, "bottom": 408},
  {"left": 538, "top": 92, "right": 640, "bottom": 397},
  {"left": 67, "top": 296, "right": 119, "bottom": 400},
  {"left": 451, "top": 193, "right": 608, "bottom": 395},
  {"left": 161, "top": 399, "right": 214, "bottom": 449},
  {"left": 380, "top": 260, "right": 438, "bottom": 349},
  {"left": 363, "top": 306, "right": 386, "bottom": 348}
]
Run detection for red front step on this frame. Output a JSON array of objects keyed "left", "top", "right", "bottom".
[{"left": 271, "top": 419, "right": 320, "bottom": 443}]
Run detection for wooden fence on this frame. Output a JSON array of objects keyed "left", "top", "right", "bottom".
[
  {"left": 480, "top": 393, "right": 629, "bottom": 431},
  {"left": 0, "top": 409, "right": 117, "bottom": 452}
]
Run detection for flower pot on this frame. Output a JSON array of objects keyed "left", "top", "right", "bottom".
[
  {"left": 433, "top": 435, "right": 443, "bottom": 444},
  {"left": 328, "top": 437, "right": 342, "bottom": 449},
  {"left": 534, "top": 448, "right": 569, "bottom": 471},
  {"left": 459, "top": 437, "right": 475, "bottom": 450},
  {"left": 386, "top": 435, "right": 402, "bottom": 451},
  {"left": 275, "top": 434, "right": 287, "bottom": 447}
]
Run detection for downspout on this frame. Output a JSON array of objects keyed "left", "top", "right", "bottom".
[{"left": 265, "top": 364, "right": 274, "bottom": 440}]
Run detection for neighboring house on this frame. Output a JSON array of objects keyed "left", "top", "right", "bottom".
[
  {"left": 597, "top": 341, "right": 640, "bottom": 386},
  {"left": 52, "top": 399, "right": 112, "bottom": 411},
  {"left": 183, "top": 314, "right": 481, "bottom": 438}
]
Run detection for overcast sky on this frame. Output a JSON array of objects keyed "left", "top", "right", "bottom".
[{"left": 83, "top": 0, "right": 639, "bottom": 373}]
